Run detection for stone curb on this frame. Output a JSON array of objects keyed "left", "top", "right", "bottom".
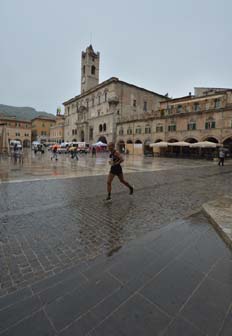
[{"left": 202, "top": 197, "right": 232, "bottom": 250}]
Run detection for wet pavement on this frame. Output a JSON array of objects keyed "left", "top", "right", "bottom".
[
  {"left": 0, "top": 149, "right": 220, "bottom": 182},
  {"left": 0, "top": 152, "right": 232, "bottom": 335}
]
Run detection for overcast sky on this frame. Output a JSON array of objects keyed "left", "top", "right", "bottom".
[{"left": 1, "top": 0, "right": 232, "bottom": 114}]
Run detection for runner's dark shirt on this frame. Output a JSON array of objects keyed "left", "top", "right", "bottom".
[{"left": 109, "top": 150, "right": 122, "bottom": 175}]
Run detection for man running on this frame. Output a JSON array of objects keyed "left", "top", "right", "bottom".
[{"left": 106, "top": 142, "right": 133, "bottom": 201}]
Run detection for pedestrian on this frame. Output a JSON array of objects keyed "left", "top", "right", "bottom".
[
  {"left": 13, "top": 143, "right": 18, "bottom": 163},
  {"left": 218, "top": 148, "right": 225, "bottom": 166},
  {"left": 106, "top": 142, "right": 133, "bottom": 201},
  {"left": 72, "top": 147, "right": 79, "bottom": 160},
  {"left": 92, "top": 146, "right": 96, "bottom": 157},
  {"left": 51, "top": 145, "right": 58, "bottom": 160}
]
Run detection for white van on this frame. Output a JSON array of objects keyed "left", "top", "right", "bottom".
[{"left": 10, "top": 140, "right": 22, "bottom": 149}]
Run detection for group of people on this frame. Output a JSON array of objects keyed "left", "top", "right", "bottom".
[
  {"left": 50, "top": 145, "right": 79, "bottom": 161},
  {"left": 12, "top": 143, "right": 23, "bottom": 163}
]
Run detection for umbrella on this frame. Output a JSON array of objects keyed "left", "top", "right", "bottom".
[
  {"left": 149, "top": 141, "right": 168, "bottom": 148},
  {"left": 93, "top": 141, "right": 108, "bottom": 147},
  {"left": 190, "top": 141, "right": 219, "bottom": 148},
  {"left": 168, "top": 141, "right": 190, "bottom": 147}
]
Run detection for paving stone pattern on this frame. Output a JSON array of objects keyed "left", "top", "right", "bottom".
[
  {"left": 0, "top": 165, "right": 232, "bottom": 294},
  {"left": 0, "top": 213, "right": 231, "bottom": 335},
  {"left": 0, "top": 165, "right": 232, "bottom": 334}
]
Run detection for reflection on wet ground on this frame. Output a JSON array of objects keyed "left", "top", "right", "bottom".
[
  {"left": 0, "top": 151, "right": 232, "bottom": 335},
  {"left": 0, "top": 149, "right": 224, "bottom": 182}
]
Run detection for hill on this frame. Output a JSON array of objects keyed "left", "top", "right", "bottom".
[{"left": 0, "top": 104, "right": 55, "bottom": 121}]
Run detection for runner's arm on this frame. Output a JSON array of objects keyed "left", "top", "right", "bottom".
[{"left": 111, "top": 151, "right": 124, "bottom": 165}]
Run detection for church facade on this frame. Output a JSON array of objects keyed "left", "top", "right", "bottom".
[{"left": 63, "top": 45, "right": 167, "bottom": 146}]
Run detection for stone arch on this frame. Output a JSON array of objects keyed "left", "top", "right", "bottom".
[
  {"left": 98, "top": 136, "right": 107, "bottom": 144},
  {"left": 117, "top": 139, "right": 125, "bottom": 153},
  {"left": 126, "top": 139, "right": 133, "bottom": 144},
  {"left": 202, "top": 136, "right": 219, "bottom": 143},
  {"left": 135, "top": 139, "right": 142, "bottom": 144},
  {"left": 144, "top": 139, "right": 153, "bottom": 155},
  {"left": 91, "top": 65, "right": 96, "bottom": 75},
  {"left": 80, "top": 130, "right": 84, "bottom": 142},
  {"left": 23, "top": 139, "right": 30, "bottom": 148},
  {"left": 155, "top": 139, "right": 163, "bottom": 143},
  {"left": 184, "top": 137, "right": 198, "bottom": 143},
  {"left": 223, "top": 137, "right": 232, "bottom": 156},
  {"left": 168, "top": 138, "right": 178, "bottom": 143}
]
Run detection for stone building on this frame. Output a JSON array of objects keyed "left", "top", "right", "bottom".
[
  {"left": 31, "top": 116, "right": 56, "bottom": 143},
  {"left": 50, "top": 109, "right": 65, "bottom": 143},
  {"left": 63, "top": 45, "right": 167, "bottom": 145},
  {"left": 0, "top": 116, "right": 31, "bottom": 149},
  {"left": 116, "top": 87, "right": 232, "bottom": 155}
]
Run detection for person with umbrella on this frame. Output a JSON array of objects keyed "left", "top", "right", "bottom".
[{"left": 51, "top": 144, "right": 58, "bottom": 161}]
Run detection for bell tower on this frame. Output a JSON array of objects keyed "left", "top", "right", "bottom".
[{"left": 81, "top": 45, "right": 100, "bottom": 93}]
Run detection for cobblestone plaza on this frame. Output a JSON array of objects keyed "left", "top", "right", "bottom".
[{"left": 0, "top": 152, "right": 231, "bottom": 335}]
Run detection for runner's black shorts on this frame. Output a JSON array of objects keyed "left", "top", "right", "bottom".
[{"left": 110, "top": 165, "right": 122, "bottom": 176}]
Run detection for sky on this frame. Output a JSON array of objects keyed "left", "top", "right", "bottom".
[{"left": 0, "top": 0, "right": 232, "bottom": 115}]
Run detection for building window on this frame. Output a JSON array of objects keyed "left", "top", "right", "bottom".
[
  {"left": 205, "top": 119, "right": 216, "bottom": 129},
  {"left": 185, "top": 105, "right": 191, "bottom": 113},
  {"left": 91, "top": 65, "right": 96, "bottom": 75},
  {"left": 214, "top": 98, "right": 221, "bottom": 109},
  {"left": 119, "top": 127, "right": 123, "bottom": 135},
  {"left": 194, "top": 102, "right": 200, "bottom": 112},
  {"left": 92, "top": 98, "right": 94, "bottom": 107},
  {"left": 168, "top": 124, "right": 176, "bottom": 132},
  {"left": 143, "top": 101, "right": 147, "bottom": 112},
  {"left": 156, "top": 125, "right": 163, "bottom": 132},
  {"left": 127, "top": 128, "right": 132, "bottom": 135},
  {"left": 103, "top": 123, "right": 106, "bottom": 131},
  {"left": 67, "top": 106, "right": 70, "bottom": 115},
  {"left": 104, "top": 92, "right": 108, "bottom": 102},
  {"left": 187, "top": 122, "right": 196, "bottom": 130},
  {"left": 177, "top": 105, "right": 182, "bottom": 113},
  {"left": 133, "top": 99, "right": 137, "bottom": 107},
  {"left": 89, "top": 127, "right": 93, "bottom": 140},
  {"left": 86, "top": 100, "right": 89, "bottom": 109},
  {"left": 98, "top": 95, "right": 101, "bottom": 105},
  {"left": 99, "top": 124, "right": 102, "bottom": 132},
  {"left": 135, "top": 126, "right": 142, "bottom": 134},
  {"left": 145, "top": 125, "right": 151, "bottom": 134}
]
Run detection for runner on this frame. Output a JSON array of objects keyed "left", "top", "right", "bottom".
[{"left": 106, "top": 142, "right": 133, "bottom": 201}]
